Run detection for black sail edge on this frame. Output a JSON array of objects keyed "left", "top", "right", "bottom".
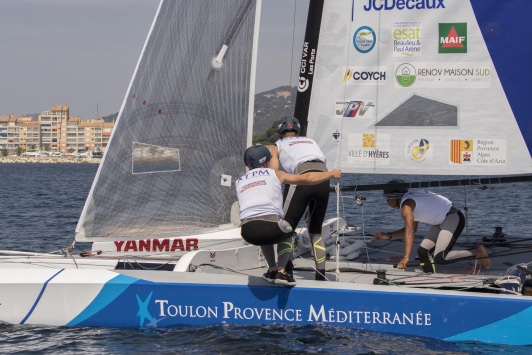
[
  {"left": 293, "top": 0, "right": 325, "bottom": 136},
  {"left": 333, "top": 175, "right": 532, "bottom": 192}
]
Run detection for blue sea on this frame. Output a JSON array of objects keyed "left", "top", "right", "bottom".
[{"left": 1, "top": 163, "right": 531, "bottom": 354}]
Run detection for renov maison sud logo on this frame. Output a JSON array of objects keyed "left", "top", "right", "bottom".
[{"left": 439, "top": 23, "right": 467, "bottom": 53}]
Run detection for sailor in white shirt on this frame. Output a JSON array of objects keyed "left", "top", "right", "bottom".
[
  {"left": 237, "top": 144, "right": 341, "bottom": 286},
  {"left": 374, "top": 179, "right": 490, "bottom": 273},
  {"left": 268, "top": 116, "right": 331, "bottom": 281}
]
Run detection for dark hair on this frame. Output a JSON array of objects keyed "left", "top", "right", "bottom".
[{"left": 383, "top": 179, "right": 408, "bottom": 195}]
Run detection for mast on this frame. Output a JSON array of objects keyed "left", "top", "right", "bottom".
[{"left": 293, "top": 0, "right": 324, "bottom": 136}]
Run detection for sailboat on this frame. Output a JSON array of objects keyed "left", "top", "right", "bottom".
[{"left": 1, "top": 0, "right": 532, "bottom": 346}]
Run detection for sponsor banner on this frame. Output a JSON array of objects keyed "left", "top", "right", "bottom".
[
  {"left": 348, "top": 133, "right": 390, "bottom": 165},
  {"left": 343, "top": 67, "right": 387, "bottom": 85},
  {"left": 353, "top": 26, "right": 376, "bottom": 53},
  {"left": 298, "top": 42, "right": 316, "bottom": 92},
  {"left": 449, "top": 139, "right": 506, "bottom": 165},
  {"left": 395, "top": 62, "right": 491, "bottom": 88},
  {"left": 406, "top": 138, "right": 433, "bottom": 164},
  {"left": 393, "top": 21, "right": 422, "bottom": 57},
  {"left": 363, "top": 0, "right": 446, "bottom": 11},
  {"left": 439, "top": 23, "right": 467, "bottom": 54},
  {"left": 332, "top": 130, "right": 341, "bottom": 143},
  {"left": 335, "top": 99, "right": 375, "bottom": 118}
]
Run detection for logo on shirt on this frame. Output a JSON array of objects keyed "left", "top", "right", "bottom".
[{"left": 240, "top": 180, "right": 266, "bottom": 193}]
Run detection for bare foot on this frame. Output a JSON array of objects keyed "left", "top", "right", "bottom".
[{"left": 477, "top": 245, "right": 491, "bottom": 269}]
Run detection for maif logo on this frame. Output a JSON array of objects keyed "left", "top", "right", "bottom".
[
  {"left": 395, "top": 63, "right": 416, "bottom": 87},
  {"left": 439, "top": 23, "right": 467, "bottom": 53},
  {"left": 353, "top": 26, "right": 376, "bottom": 53}
]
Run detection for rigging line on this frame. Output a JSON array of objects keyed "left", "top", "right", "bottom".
[
  {"left": 289, "top": 0, "right": 297, "bottom": 88},
  {"left": 296, "top": 254, "right": 331, "bottom": 281},
  {"left": 463, "top": 185, "right": 470, "bottom": 239}
]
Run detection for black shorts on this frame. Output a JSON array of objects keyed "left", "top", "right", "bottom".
[
  {"left": 283, "top": 178, "right": 330, "bottom": 234},
  {"left": 241, "top": 220, "right": 292, "bottom": 246}
]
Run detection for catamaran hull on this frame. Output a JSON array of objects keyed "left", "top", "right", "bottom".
[{"left": 1, "top": 268, "right": 531, "bottom": 346}]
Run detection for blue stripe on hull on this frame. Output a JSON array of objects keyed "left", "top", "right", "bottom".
[
  {"left": 67, "top": 274, "right": 139, "bottom": 326},
  {"left": 20, "top": 269, "right": 65, "bottom": 324},
  {"left": 70, "top": 280, "right": 532, "bottom": 345}
]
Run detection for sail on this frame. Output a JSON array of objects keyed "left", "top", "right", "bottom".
[
  {"left": 302, "top": 0, "right": 532, "bottom": 175},
  {"left": 75, "top": 0, "right": 261, "bottom": 241}
]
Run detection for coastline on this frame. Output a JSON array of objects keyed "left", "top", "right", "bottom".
[{"left": 0, "top": 156, "right": 101, "bottom": 164}]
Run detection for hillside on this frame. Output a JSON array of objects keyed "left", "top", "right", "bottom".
[{"left": 98, "top": 85, "right": 296, "bottom": 142}]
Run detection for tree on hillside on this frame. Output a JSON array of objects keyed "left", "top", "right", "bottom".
[{"left": 253, "top": 120, "right": 279, "bottom": 145}]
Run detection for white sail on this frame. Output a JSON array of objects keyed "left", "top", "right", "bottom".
[
  {"left": 305, "top": 0, "right": 532, "bottom": 175},
  {"left": 75, "top": 0, "right": 261, "bottom": 241}
]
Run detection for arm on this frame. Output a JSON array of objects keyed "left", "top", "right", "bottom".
[
  {"left": 275, "top": 169, "right": 341, "bottom": 185},
  {"left": 397, "top": 199, "right": 417, "bottom": 269},
  {"left": 266, "top": 145, "right": 280, "bottom": 171}
]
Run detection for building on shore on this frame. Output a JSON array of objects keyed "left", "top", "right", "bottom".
[{"left": 0, "top": 106, "right": 115, "bottom": 154}]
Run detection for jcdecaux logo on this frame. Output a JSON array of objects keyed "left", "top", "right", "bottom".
[{"left": 364, "top": 0, "right": 445, "bottom": 11}]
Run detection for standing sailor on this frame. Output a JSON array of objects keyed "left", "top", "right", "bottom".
[
  {"left": 374, "top": 179, "right": 491, "bottom": 272},
  {"left": 237, "top": 144, "right": 341, "bottom": 286},
  {"left": 268, "top": 116, "right": 332, "bottom": 281}
]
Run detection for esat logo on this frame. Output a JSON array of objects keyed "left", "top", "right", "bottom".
[
  {"left": 439, "top": 23, "right": 467, "bottom": 54},
  {"left": 396, "top": 63, "right": 416, "bottom": 87},
  {"left": 393, "top": 21, "right": 422, "bottom": 57},
  {"left": 353, "top": 26, "right": 376, "bottom": 53}
]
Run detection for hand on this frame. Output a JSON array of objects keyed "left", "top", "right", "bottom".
[
  {"left": 397, "top": 257, "right": 409, "bottom": 269},
  {"left": 374, "top": 232, "right": 391, "bottom": 240},
  {"left": 331, "top": 169, "right": 341, "bottom": 179}
]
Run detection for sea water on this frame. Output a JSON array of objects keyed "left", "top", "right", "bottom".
[{"left": 0, "top": 163, "right": 531, "bottom": 354}]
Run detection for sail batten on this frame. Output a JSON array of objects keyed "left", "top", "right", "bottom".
[
  {"left": 76, "top": 0, "right": 259, "bottom": 241},
  {"left": 304, "top": 0, "right": 532, "bottom": 176}
]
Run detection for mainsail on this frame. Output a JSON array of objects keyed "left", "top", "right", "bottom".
[
  {"left": 300, "top": 0, "right": 532, "bottom": 175},
  {"left": 76, "top": 0, "right": 261, "bottom": 241}
]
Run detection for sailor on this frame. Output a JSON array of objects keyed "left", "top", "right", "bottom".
[
  {"left": 374, "top": 179, "right": 491, "bottom": 273},
  {"left": 268, "top": 116, "right": 332, "bottom": 281},
  {"left": 237, "top": 144, "right": 341, "bottom": 286}
]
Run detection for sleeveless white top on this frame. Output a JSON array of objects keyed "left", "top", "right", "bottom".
[
  {"left": 401, "top": 191, "right": 452, "bottom": 225},
  {"left": 275, "top": 136, "right": 326, "bottom": 174},
  {"left": 236, "top": 168, "right": 284, "bottom": 220}
]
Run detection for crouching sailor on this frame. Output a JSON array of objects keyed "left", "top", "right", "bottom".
[
  {"left": 374, "top": 179, "right": 491, "bottom": 273},
  {"left": 237, "top": 144, "right": 341, "bottom": 286}
]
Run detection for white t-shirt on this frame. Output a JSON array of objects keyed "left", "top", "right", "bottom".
[
  {"left": 275, "top": 136, "right": 326, "bottom": 174},
  {"left": 401, "top": 191, "right": 452, "bottom": 225},
  {"left": 236, "top": 168, "right": 284, "bottom": 220}
]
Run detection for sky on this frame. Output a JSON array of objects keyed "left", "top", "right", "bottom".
[{"left": 0, "top": 0, "right": 309, "bottom": 120}]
